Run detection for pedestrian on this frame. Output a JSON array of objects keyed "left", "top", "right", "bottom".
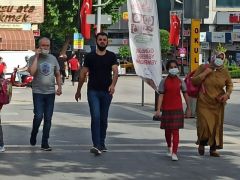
[
  {"left": 28, "top": 37, "right": 62, "bottom": 151},
  {"left": 0, "top": 56, "right": 7, "bottom": 78},
  {"left": 154, "top": 60, "right": 191, "bottom": 161},
  {"left": 192, "top": 51, "right": 233, "bottom": 157},
  {"left": 68, "top": 54, "right": 80, "bottom": 86},
  {"left": 0, "top": 105, "right": 5, "bottom": 152},
  {"left": 75, "top": 32, "right": 118, "bottom": 156},
  {"left": 58, "top": 54, "right": 67, "bottom": 84},
  {"left": 0, "top": 58, "right": 6, "bottom": 152},
  {"left": 17, "top": 56, "right": 31, "bottom": 84}
]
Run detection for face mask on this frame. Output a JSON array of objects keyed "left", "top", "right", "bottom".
[
  {"left": 168, "top": 68, "right": 179, "bottom": 75},
  {"left": 214, "top": 58, "right": 224, "bottom": 66},
  {"left": 41, "top": 49, "right": 49, "bottom": 55}
]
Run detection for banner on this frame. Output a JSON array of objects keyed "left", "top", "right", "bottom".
[
  {"left": 127, "top": 0, "right": 162, "bottom": 91},
  {"left": 80, "top": 0, "right": 92, "bottom": 39}
]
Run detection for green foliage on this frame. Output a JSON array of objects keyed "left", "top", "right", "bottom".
[
  {"left": 41, "top": 0, "right": 127, "bottom": 51},
  {"left": 159, "top": 29, "right": 171, "bottom": 56},
  {"left": 118, "top": 45, "right": 131, "bottom": 59},
  {"left": 216, "top": 43, "right": 227, "bottom": 53},
  {"left": 227, "top": 65, "right": 240, "bottom": 78}
]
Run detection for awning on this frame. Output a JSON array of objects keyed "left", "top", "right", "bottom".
[{"left": 0, "top": 30, "right": 35, "bottom": 51}]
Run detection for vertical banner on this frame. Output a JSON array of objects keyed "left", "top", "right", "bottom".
[
  {"left": 73, "top": 33, "right": 84, "bottom": 50},
  {"left": 127, "top": 0, "right": 162, "bottom": 91},
  {"left": 190, "top": 19, "right": 200, "bottom": 71},
  {"left": 169, "top": 14, "right": 180, "bottom": 46}
]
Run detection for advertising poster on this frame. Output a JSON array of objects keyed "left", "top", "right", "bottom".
[{"left": 127, "top": 0, "right": 162, "bottom": 91}]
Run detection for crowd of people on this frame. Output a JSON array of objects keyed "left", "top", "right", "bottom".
[{"left": 0, "top": 33, "right": 233, "bottom": 162}]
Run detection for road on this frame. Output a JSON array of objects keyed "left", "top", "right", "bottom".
[{"left": 0, "top": 76, "right": 240, "bottom": 180}]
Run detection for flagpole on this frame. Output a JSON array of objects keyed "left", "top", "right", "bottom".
[{"left": 97, "top": 0, "right": 102, "bottom": 33}]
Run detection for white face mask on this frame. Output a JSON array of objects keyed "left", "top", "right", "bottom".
[
  {"left": 169, "top": 68, "right": 179, "bottom": 75},
  {"left": 41, "top": 49, "right": 49, "bottom": 55},
  {"left": 214, "top": 58, "right": 224, "bottom": 66}
]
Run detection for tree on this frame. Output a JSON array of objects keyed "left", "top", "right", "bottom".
[
  {"left": 118, "top": 45, "right": 131, "bottom": 60},
  {"left": 41, "top": 0, "right": 127, "bottom": 55},
  {"left": 159, "top": 29, "right": 171, "bottom": 58}
]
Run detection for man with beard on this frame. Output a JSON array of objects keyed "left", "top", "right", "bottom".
[{"left": 75, "top": 32, "right": 118, "bottom": 155}]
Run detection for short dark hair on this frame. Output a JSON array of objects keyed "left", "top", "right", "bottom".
[
  {"left": 166, "top": 60, "right": 178, "bottom": 70},
  {"left": 95, "top": 32, "right": 108, "bottom": 40}
]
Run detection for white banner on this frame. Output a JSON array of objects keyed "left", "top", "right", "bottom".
[{"left": 127, "top": 0, "right": 162, "bottom": 91}]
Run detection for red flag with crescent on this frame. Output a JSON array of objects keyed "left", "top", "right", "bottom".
[
  {"left": 169, "top": 14, "right": 180, "bottom": 46},
  {"left": 80, "top": 0, "right": 92, "bottom": 39}
]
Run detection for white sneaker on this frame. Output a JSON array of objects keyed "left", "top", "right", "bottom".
[
  {"left": 166, "top": 147, "right": 172, "bottom": 157},
  {"left": 0, "top": 146, "right": 5, "bottom": 152},
  {"left": 172, "top": 153, "right": 178, "bottom": 161}
]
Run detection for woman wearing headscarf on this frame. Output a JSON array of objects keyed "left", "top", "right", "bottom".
[{"left": 191, "top": 52, "right": 233, "bottom": 157}]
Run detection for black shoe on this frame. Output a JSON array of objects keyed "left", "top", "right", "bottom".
[
  {"left": 100, "top": 145, "right": 108, "bottom": 152},
  {"left": 41, "top": 144, "right": 52, "bottom": 151},
  {"left": 30, "top": 135, "right": 36, "bottom": 146},
  {"left": 90, "top": 147, "right": 102, "bottom": 155}
]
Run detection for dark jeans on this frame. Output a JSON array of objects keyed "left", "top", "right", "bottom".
[
  {"left": 31, "top": 93, "right": 55, "bottom": 145},
  {"left": 87, "top": 89, "right": 112, "bottom": 148}
]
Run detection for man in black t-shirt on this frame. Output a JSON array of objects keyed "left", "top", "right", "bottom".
[{"left": 75, "top": 32, "right": 118, "bottom": 155}]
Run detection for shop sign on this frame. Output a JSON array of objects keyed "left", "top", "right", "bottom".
[
  {"left": 0, "top": 0, "right": 44, "bottom": 23},
  {"left": 217, "top": 12, "right": 240, "bottom": 24},
  {"left": 211, "top": 32, "right": 225, "bottom": 43},
  {"left": 200, "top": 32, "right": 206, "bottom": 42},
  {"left": 190, "top": 19, "right": 200, "bottom": 71},
  {"left": 201, "top": 42, "right": 210, "bottom": 50},
  {"left": 232, "top": 32, "right": 240, "bottom": 41}
]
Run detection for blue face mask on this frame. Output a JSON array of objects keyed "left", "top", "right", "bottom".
[
  {"left": 214, "top": 58, "right": 224, "bottom": 66},
  {"left": 169, "top": 68, "right": 179, "bottom": 75}
]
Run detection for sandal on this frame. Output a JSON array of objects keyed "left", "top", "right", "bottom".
[{"left": 198, "top": 145, "right": 205, "bottom": 155}]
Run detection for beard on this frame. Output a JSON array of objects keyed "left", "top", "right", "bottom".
[{"left": 97, "top": 43, "right": 107, "bottom": 51}]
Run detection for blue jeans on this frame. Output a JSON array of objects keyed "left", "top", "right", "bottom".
[
  {"left": 87, "top": 90, "right": 112, "bottom": 148},
  {"left": 31, "top": 93, "right": 55, "bottom": 145}
]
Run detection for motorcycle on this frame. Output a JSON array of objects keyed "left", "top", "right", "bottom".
[{"left": 9, "top": 67, "right": 33, "bottom": 87}]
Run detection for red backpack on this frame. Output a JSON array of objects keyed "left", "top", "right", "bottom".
[
  {"left": 184, "top": 65, "right": 208, "bottom": 98},
  {"left": 0, "top": 78, "right": 12, "bottom": 105}
]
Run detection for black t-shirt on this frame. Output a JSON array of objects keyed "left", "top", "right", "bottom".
[{"left": 84, "top": 50, "right": 117, "bottom": 91}]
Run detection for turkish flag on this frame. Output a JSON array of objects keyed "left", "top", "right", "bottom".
[
  {"left": 80, "top": 0, "right": 92, "bottom": 40},
  {"left": 169, "top": 14, "right": 180, "bottom": 46}
]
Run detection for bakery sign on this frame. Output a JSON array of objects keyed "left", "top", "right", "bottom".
[{"left": 0, "top": 0, "right": 44, "bottom": 23}]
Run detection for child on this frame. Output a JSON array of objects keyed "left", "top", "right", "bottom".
[{"left": 155, "top": 60, "right": 191, "bottom": 161}]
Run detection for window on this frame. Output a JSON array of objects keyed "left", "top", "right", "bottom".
[
  {"left": 213, "top": 0, "right": 240, "bottom": 11},
  {"left": 216, "top": 0, "right": 240, "bottom": 8}
]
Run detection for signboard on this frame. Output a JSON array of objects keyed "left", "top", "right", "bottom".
[
  {"left": 178, "top": 48, "right": 186, "bottom": 58},
  {"left": 217, "top": 12, "right": 240, "bottom": 24},
  {"left": 0, "top": 0, "right": 44, "bottom": 23},
  {"left": 201, "top": 42, "right": 210, "bottom": 50},
  {"left": 190, "top": 19, "right": 200, "bottom": 71},
  {"left": 33, "top": 29, "right": 40, "bottom": 37},
  {"left": 200, "top": 32, "right": 206, "bottom": 42},
  {"left": 211, "top": 32, "right": 225, "bottom": 43},
  {"left": 87, "top": 14, "right": 112, "bottom": 24},
  {"left": 73, "top": 33, "right": 84, "bottom": 50},
  {"left": 123, "top": 12, "right": 128, "bottom": 20},
  {"left": 232, "top": 32, "right": 240, "bottom": 41}
]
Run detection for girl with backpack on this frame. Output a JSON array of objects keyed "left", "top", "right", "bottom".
[{"left": 154, "top": 60, "right": 191, "bottom": 161}]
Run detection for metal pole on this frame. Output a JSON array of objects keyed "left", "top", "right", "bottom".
[
  {"left": 141, "top": 79, "right": 144, "bottom": 106},
  {"left": 180, "top": 8, "right": 185, "bottom": 76},
  {"left": 97, "top": 0, "right": 102, "bottom": 33}
]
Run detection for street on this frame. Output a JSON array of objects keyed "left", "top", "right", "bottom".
[{"left": 0, "top": 76, "right": 240, "bottom": 180}]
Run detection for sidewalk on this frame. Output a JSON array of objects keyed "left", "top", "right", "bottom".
[{"left": 0, "top": 77, "right": 240, "bottom": 180}]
